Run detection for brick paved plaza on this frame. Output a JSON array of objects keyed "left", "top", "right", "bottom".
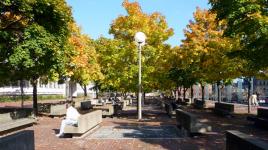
[{"left": 2, "top": 100, "right": 267, "bottom": 150}]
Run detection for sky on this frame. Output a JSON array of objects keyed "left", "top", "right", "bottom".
[{"left": 66, "top": 0, "right": 210, "bottom": 47}]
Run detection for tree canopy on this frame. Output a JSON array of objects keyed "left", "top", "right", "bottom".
[
  {"left": 97, "top": 0, "right": 174, "bottom": 93},
  {"left": 0, "top": 0, "right": 73, "bottom": 115},
  {"left": 209, "top": 0, "right": 268, "bottom": 71},
  {"left": 181, "top": 8, "right": 242, "bottom": 84},
  {"left": 66, "top": 23, "right": 102, "bottom": 87}
]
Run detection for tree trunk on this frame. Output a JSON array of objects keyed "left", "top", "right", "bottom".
[
  {"left": 175, "top": 87, "right": 178, "bottom": 101},
  {"left": 247, "top": 78, "right": 251, "bottom": 113},
  {"left": 108, "top": 90, "right": 111, "bottom": 99},
  {"left": 178, "top": 87, "right": 182, "bottom": 97},
  {"left": 32, "top": 79, "right": 38, "bottom": 117},
  {"left": 136, "top": 92, "right": 138, "bottom": 113},
  {"left": 190, "top": 85, "right": 194, "bottom": 103},
  {"left": 183, "top": 88, "right": 186, "bottom": 100},
  {"left": 20, "top": 80, "right": 24, "bottom": 108},
  {"left": 201, "top": 85, "right": 205, "bottom": 102},
  {"left": 70, "top": 81, "right": 73, "bottom": 101},
  {"left": 217, "top": 81, "right": 221, "bottom": 103},
  {"left": 83, "top": 85, "right": 87, "bottom": 99},
  {"left": 96, "top": 88, "right": 99, "bottom": 99}
]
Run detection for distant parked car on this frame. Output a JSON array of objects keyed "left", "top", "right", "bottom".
[{"left": 259, "top": 97, "right": 268, "bottom": 104}]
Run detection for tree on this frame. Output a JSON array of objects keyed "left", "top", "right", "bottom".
[
  {"left": 209, "top": 0, "right": 268, "bottom": 70},
  {"left": 0, "top": 0, "right": 73, "bottom": 116},
  {"left": 181, "top": 8, "right": 242, "bottom": 101},
  {"left": 107, "top": 0, "right": 174, "bottom": 94},
  {"left": 66, "top": 23, "right": 102, "bottom": 98},
  {"left": 168, "top": 66, "right": 198, "bottom": 100},
  {"left": 95, "top": 37, "right": 136, "bottom": 93}
]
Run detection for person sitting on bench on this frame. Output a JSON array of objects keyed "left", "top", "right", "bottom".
[{"left": 56, "top": 101, "right": 80, "bottom": 137}]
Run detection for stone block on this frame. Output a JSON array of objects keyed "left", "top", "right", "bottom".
[
  {"left": 226, "top": 130, "right": 268, "bottom": 150},
  {"left": 176, "top": 109, "right": 212, "bottom": 134},
  {"left": 64, "top": 110, "right": 102, "bottom": 135},
  {"left": 80, "top": 101, "right": 92, "bottom": 110},
  {"left": 0, "top": 130, "right": 34, "bottom": 150}
]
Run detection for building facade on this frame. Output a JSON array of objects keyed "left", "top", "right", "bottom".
[{"left": 0, "top": 80, "right": 96, "bottom": 98}]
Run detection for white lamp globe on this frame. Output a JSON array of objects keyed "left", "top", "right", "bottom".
[{"left": 134, "top": 32, "right": 146, "bottom": 46}]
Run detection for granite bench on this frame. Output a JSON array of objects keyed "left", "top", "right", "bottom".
[
  {"left": 80, "top": 101, "right": 93, "bottom": 110},
  {"left": 176, "top": 109, "right": 212, "bottom": 135},
  {"left": 0, "top": 113, "right": 35, "bottom": 135},
  {"left": 93, "top": 104, "right": 115, "bottom": 117},
  {"left": 0, "top": 107, "right": 33, "bottom": 119},
  {"left": 194, "top": 99, "right": 215, "bottom": 109},
  {"left": 226, "top": 130, "right": 268, "bottom": 150},
  {"left": 247, "top": 108, "right": 268, "bottom": 129},
  {"left": 164, "top": 102, "right": 175, "bottom": 118},
  {"left": 63, "top": 110, "right": 102, "bottom": 136},
  {"left": 214, "top": 102, "right": 253, "bottom": 117},
  {"left": 38, "top": 103, "right": 66, "bottom": 116},
  {"left": 0, "top": 130, "right": 34, "bottom": 150},
  {"left": 184, "top": 98, "right": 191, "bottom": 105},
  {"left": 214, "top": 102, "right": 237, "bottom": 116}
]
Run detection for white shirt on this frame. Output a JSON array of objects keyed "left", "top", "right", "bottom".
[{"left": 66, "top": 106, "right": 80, "bottom": 121}]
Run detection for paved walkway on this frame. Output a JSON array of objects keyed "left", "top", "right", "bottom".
[
  {"left": 1, "top": 100, "right": 268, "bottom": 150},
  {"left": 87, "top": 125, "right": 180, "bottom": 139}
]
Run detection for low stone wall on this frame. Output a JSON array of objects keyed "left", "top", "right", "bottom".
[
  {"left": 0, "top": 130, "right": 35, "bottom": 150},
  {"left": 64, "top": 110, "right": 102, "bottom": 135},
  {"left": 258, "top": 107, "right": 268, "bottom": 118},
  {"left": 226, "top": 130, "right": 268, "bottom": 150},
  {"left": 164, "top": 102, "right": 176, "bottom": 118},
  {"left": 214, "top": 102, "right": 252, "bottom": 115},
  {"left": 0, "top": 112, "right": 35, "bottom": 134},
  {"left": 38, "top": 103, "right": 66, "bottom": 116},
  {"left": 93, "top": 104, "right": 115, "bottom": 117},
  {"left": 194, "top": 99, "right": 215, "bottom": 109},
  {"left": 80, "top": 101, "right": 92, "bottom": 110},
  {"left": 250, "top": 108, "right": 268, "bottom": 129},
  {"left": 176, "top": 109, "right": 212, "bottom": 134},
  {"left": 0, "top": 108, "right": 33, "bottom": 119}
]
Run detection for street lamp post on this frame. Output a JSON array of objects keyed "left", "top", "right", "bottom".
[{"left": 134, "top": 32, "right": 146, "bottom": 120}]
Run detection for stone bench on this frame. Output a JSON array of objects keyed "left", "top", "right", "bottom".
[
  {"left": 64, "top": 110, "right": 102, "bottom": 136},
  {"left": 226, "top": 130, "right": 268, "bottom": 150},
  {"left": 164, "top": 102, "right": 176, "bottom": 118},
  {"left": 126, "top": 98, "right": 133, "bottom": 105},
  {"left": 38, "top": 103, "right": 66, "bottom": 116},
  {"left": 90, "top": 99, "right": 104, "bottom": 106},
  {"left": 118, "top": 100, "right": 127, "bottom": 110},
  {"left": 194, "top": 99, "right": 215, "bottom": 109},
  {"left": 247, "top": 108, "right": 268, "bottom": 129},
  {"left": 176, "top": 109, "right": 212, "bottom": 135},
  {"left": 214, "top": 102, "right": 250, "bottom": 116},
  {"left": 0, "top": 107, "right": 33, "bottom": 119},
  {"left": 123, "top": 99, "right": 129, "bottom": 106},
  {"left": 160, "top": 100, "right": 165, "bottom": 110},
  {"left": 0, "top": 130, "right": 34, "bottom": 150},
  {"left": 80, "top": 101, "right": 93, "bottom": 110},
  {"left": 93, "top": 104, "right": 115, "bottom": 117},
  {"left": 184, "top": 98, "right": 191, "bottom": 105},
  {"left": 163, "top": 101, "right": 182, "bottom": 118},
  {"left": 0, "top": 113, "right": 35, "bottom": 135}
]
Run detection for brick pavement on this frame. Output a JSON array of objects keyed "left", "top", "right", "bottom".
[{"left": 1, "top": 101, "right": 268, "bottom": 150}]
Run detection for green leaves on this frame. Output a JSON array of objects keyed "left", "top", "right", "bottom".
[
  {"left": 210, "top": 0, "right": 268, "bottom": 70},
  {"left": 179, "top": 8, "right": 243, "bottom": 85},
  {"left": 0, "top": 0, "right": 72, "bottom": 83},
  {"left": 100, "top": 0, "right": 174, "bottom": 93}
]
